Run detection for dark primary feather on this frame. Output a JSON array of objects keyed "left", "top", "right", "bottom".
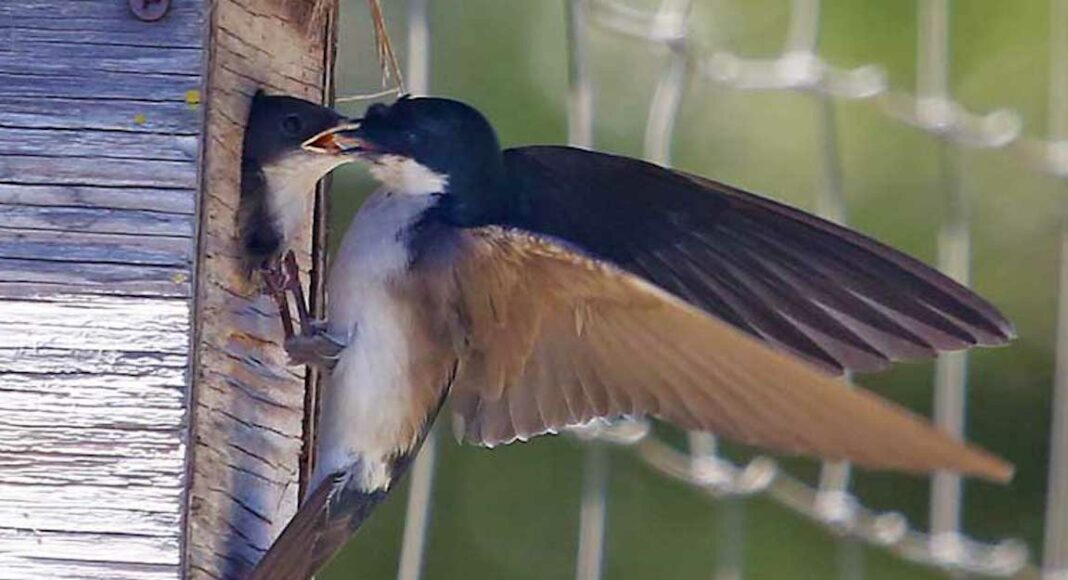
[{"left": 489, "top": 146, "right": 1015, "bottom": 374}]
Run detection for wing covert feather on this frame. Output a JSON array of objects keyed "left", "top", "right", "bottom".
[{"left": 448, "top": 226, "right": 1011, "bottom": 482}]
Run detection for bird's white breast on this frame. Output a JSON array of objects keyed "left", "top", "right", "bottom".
[{"left": 314, "top": 189, "right": 437, "bottom": 492}]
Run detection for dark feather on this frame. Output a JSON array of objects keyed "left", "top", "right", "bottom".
[
  {"left": 446, "top": 226, "right": 1012, "bottom": 481},
  {"left": 245, "top": 472, "right": 386, "bottom": 580},
  {"left": 239, "top": 158, "right": 282, "bottom": 277},
  {"left": 246, "top": 375, "right": 455, "bottom": 580},
  {"left": 493, "top": 146, "right": 1014, "bottom": 374}
]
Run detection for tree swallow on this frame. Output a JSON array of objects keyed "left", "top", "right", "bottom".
[
  {"left": 246, "top": 95, "right": 1015, "bottom": 580},
  {"left": 240, "top": 91, "right": 359, "bottom": 330}
]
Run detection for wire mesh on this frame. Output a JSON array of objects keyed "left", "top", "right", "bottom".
[
  {"left": 1043, "top": 2, "right": 1068, "bottom": 578},
  {"left": 385, "top": 0, "right": 1066, "bottom": 578},
  {"left": 395, "top": 3, "right": 435, "bottom": 580}
]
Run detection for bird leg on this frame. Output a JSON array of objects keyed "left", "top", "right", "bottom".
[
  {"left": 282, "top": 250, "right": 312, "bottom": 335},
  {"left": 262, "top": 259, "right": 295, "bottom": 340},
  {"left": 280, "top": 250, "right": 348, "bottom": 370},
  {"left": 284, "top": 320, "right": 348, "bottom": 371}
]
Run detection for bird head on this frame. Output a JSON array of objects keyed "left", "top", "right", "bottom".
[
  {"left": 316, "top": 96, "right": 505, "bottom": 199},
  {"left": 243, "top": 91, "right": 363, "bottom": 187}
]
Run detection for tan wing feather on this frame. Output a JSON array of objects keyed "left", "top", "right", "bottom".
[{"left": 449, "top": 226, "right": 1012, "bottom": 481}]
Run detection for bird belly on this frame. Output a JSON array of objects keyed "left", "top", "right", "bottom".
[
  {"left": 311, "top": 189, "right": 439, "bottom": 493},
  {"left": 314, "top": 290, "right": 416, "bottom": 493}
]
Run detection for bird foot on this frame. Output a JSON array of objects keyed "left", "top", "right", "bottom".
[
  {"left": 284, "top": 320, "right": 348, "bottom": 370},
  {"left": 262, "top": 258, "right": 295, "bottom": 339},
  {"left": 261, "top": 250, "right": 312, "bottom": 342}
]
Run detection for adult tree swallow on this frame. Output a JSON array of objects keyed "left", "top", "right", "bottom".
[{"left": 246, "top": 95, "right": 1015, "bottom": 580}]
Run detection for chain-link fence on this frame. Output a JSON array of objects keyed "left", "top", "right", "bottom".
[{"left": 341, "top": 1, "right": 1067, "bottom": 578}]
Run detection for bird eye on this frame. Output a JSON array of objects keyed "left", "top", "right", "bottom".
[{"left": 281, "top": 114, "right": 304, "bottom": 135}]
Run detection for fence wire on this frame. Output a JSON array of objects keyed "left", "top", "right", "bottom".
[{"left": 386, "top": 1, "right": 1068, "bottom": 578}]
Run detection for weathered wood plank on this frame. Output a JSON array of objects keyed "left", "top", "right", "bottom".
[
  {"left": 0, "top": 484, "right": 181, "bottom": 512},
  {"left": 0, "top": 184, "right": 195, "bottom": 214},
  {"left": 0, "top": 155, "right": 197, "bottom": 189},
  {"left": 0, "top": 528, "right": 181, "bottom": 565},
  {"left": 0, "top": 70, "right": 203, "bottom": 102},
  {"left": 0, "top": 282, "right": 186, "bottom": 300},
  {"left": 0, "top": 291, "right": 189, "bottom": 579},
  {"left": 0, "top": 348, "right": 186, "bottom": 375},
  {"left": 0, "top": 230, "right": 192, "bottom": 267},
  {"left": 0, "top": 452, "right": 183, "bottom": 488},
  {"left": 187, "top": 0, "right": 337, "bottom": 577},
  {"left": 0, "top": 126, "right": 199, "bottom": 162},
  {"left": 0, "top": 98, "right": 200, "bottom": 136},
  {"left": 3, "top": 27, "right": 201, "bottom": 51},
  {"left": 0, "top": 205, "right": 194, "bottom": 237},
  {"left": 0, "top": 425, "right": 183, "bottom": 458},
  {"left": 0, "top": 48, "right": 203, "bottom": 77},
  {"left": 0, "top": 0, "right": 205, "bottom": 50},
  {"left": 0, "top": 405, "right": 185, "bottom": 432},
  {"left": 0, "top": 502, "right": 180, "bottom": 537},
  {"left": 0, "top": 372, "right": 185, "bottom": 406},
  {"left": 0, "top": 295, "right": 189, "bottom": 345},
  {"left": 0, "top": 1, "right": 337, "bottom": 577},
  {"left": 0, "top": 559, "right": 177, "bottom": 580},
  {"left": 1, "top": 0, "right": 204, "bottom": 20}
]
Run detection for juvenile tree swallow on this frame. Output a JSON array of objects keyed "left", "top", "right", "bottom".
[
  {"left": 246, "top": 95, "right": 1015, "bottom": 580},
  {"left": 240, "top": 91, "right": 359, "bottom": 329}
]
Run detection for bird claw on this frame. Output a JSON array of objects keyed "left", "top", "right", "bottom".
[
  {"left": 260, "top": 250, "right": 312, "bottom": 342},
  {"left": 262, "top": 259, "right": 295, "bottom": 339},
  {"left": 284, "top": 324, "right": 348, "bottom": 370}
]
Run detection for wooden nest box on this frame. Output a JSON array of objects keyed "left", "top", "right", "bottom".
[{"left": 0, "top": 1, "right": 338, "bottom": 578}]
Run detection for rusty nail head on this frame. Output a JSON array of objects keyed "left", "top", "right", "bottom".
[{"left": 129, "top": 0, "right": 170, "bottom": 22}]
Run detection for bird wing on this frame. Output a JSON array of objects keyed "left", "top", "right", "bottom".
[
  {"left": 447, "top": 226, "right": 1011, "bottom": 481},
  {"left": 500, "top": 146, "right": 1014, "bottom": 374}
]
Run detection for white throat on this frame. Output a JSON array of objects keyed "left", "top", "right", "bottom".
[
  {"left": 262, "top": 151, "right": 350, "bottom": 244},
  {"left": 369, "top": 155, "right": 449, "bottom": 196}
]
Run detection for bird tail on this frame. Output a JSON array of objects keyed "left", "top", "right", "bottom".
[{"left": 245, "top": 472, "right": 387, "bottom": 580}]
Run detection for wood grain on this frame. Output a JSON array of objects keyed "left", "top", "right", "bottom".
[
  {"left": 0, "top": 2, "right": 206, "bottom": 578},
  {"left": 186, "top": 0, "right": 337, "bottom": 578},
  {"left": 0, "top": 2, "right": 336, "bottom": 577},
  {"left": 0, "top": 297, "right": 189, "bottom": 579}
]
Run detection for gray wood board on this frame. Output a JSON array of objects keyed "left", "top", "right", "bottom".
[
  {"left": 0, "top": 1, "right": 207, "bottom": 577},
  {"left": 0, "top": 184, "right": 196, "bottom": 214},
  {"left": 0, "top": 98, "right": 201, "bottom": 135},
  {"left": 0, "top": 295, "right": 190, "bottom": 579}
]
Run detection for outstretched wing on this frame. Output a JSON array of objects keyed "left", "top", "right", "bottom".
[
  {"left": 448, "top": 226, "right": 1011, "bottom": 481},
  {"left": 500, "top": 146, "right": 1015, "bottom": 374}
]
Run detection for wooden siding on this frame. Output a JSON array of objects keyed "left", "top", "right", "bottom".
[
  {"left": 0, "top": 1, "right": 335, "bottom": 578},
  {"left": 0, "top": 1, "right": 204, "bottom": 577},
  {"left": 187, "top": 1, "right": 336, "bottom": 579}
]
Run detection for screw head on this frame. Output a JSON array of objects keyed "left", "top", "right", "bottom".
[{"left": 129, "top": 0, "right": 170, "bottom": 22}]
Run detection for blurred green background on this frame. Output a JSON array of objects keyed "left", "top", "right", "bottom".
[{"left": 323, "top": 1, "right": 1061, "bottom": 578}]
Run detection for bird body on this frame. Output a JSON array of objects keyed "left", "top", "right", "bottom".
[
  {"left": 244, "top": 94, "right": 1016, "bottom": 580},
  {"left": 240, "top": 91, "right": 356, "bottom": 274},
  {"left": 315, "top": 186, "right": 445, "bottom": 493}
]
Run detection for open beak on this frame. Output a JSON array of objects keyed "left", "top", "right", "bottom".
[{"left": 301, "top": 122, "right": 368, "bottom": 155}]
